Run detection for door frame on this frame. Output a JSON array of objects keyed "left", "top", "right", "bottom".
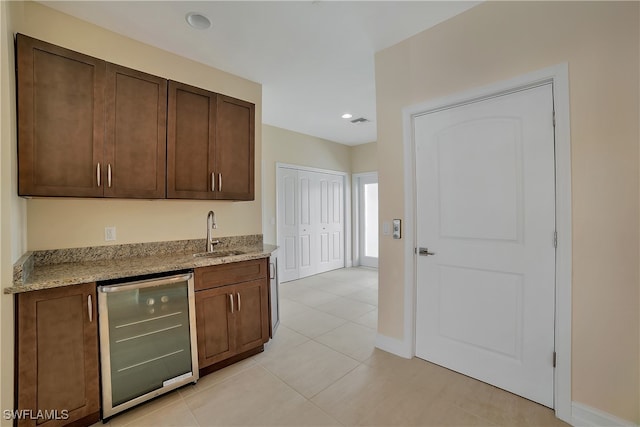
[
  {"left": 352, "top": 172, "right": 378, "bottom": 268},
  {"left": 275, "top": 162, "right": 351, "bottom": 281},
  {"left": 399, "top": 63, "right": 572, "bottom": 423}
]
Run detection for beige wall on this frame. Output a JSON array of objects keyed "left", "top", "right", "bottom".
[
  {"left": 375, "top": 1, "right": 639, "bottom": 423},
  {"left": 351, "top": 142, "right": 377, "bottom": 174},
  {"left": 0, "top": 1, "right": 26, "bottom": 422},
  {"left": 14, "top": 1, "right": 263, "bottom": 251},
  {"left": 261, "top": 125, "right": 352, "bottom": 245}
]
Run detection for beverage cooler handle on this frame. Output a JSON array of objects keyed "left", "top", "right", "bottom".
[
  {"left": 87, "top": 294, "right": 93, "bottom": 322},
  {"left": 99, "top": 273, "right": 193, "bottom": 293}
]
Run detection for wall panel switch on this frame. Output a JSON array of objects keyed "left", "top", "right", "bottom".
[
  {"left": 105, "top": 226, "right": 116, "bottom": 241},
  {"left": 382, "top": 221, "right": 390, "bottom": 235}
]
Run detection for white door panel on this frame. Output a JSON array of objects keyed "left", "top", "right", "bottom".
[
  {"left": 298, "top": 170, "right": 317, "bottom": 278},
  {"left": 278, "top": 168, "right": 299, "bottom": 283},
  {"left": 415, "top": 84, "right": 555, "bottom": 407}
]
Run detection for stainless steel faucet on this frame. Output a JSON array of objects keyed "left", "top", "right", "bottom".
[{"left": 206, "top": 211, "right": 220, "bottom": 253}]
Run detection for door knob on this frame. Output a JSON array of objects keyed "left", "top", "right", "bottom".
[{"left": 418, "top": 247, "right": 436, "bottom": 256}]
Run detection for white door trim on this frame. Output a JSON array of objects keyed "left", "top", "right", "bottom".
[
  {"left": 397, "top": 63, "right": 572, "bottom": 423},
  {"left": 352, "top": 172, "right": 378, "bottom": 267}
]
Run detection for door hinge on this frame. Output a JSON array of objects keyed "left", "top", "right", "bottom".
[
  {"left": 552, "top": 110, "right": 556, "bottom": 127},
  {"left": 553, "top": 231, "right": 558, "bottom": 248},
  {"left": 553, "top": 351, "right": 557, "bottom": 368}
]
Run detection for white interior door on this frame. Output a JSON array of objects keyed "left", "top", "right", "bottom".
[
  {"left": 323, "top": 173, "right": 345, "bottom": 272},
  {"left": 298, "top": 170, "right": 318, "bottom": 278},
  {"left": 277, "top": 168, "right": 299, "bottom": 283},
  {"left": 357, "top": 174, "right": 378, "bottom": 268},
  {"left": 414, "top": 84, "right": 556, "bottom": 407}
]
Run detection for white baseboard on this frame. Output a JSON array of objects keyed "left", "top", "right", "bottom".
[
  {"left": 374, "top": 333, "right": 412, "bottom": 359},
  {"left": 572, "top": 402, "right": 638, "bottom": 427}
]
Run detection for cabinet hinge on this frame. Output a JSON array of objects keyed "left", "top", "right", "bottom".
[
  {"left": 553, "top": 231, "right": 558, "bottom": 248},
  {"left": 552, "top": 110, "right": 556, "bottom": 127},
  {"left": 553, "top": 351, "right": 557, "bottom": 368}
]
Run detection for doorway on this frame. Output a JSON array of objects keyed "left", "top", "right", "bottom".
[
  {"left": 354, "top": 173, "right": 378, "bottom": 268},
  {"left": 414, "top": 84, "right": 556, "bottom": 407},
  {"left": 398, "top": 64, "right": 572, "bottom": 421}
]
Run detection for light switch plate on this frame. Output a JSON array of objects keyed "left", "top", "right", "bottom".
[
  {"left": 392, "top": 219, "right": 401, "bottom": 239},
  {"left": 105, "top": 226, "right": 116, "bottom": 241},
  {"left": 382, "top": 221, "right": 391, "bottom": 235}
]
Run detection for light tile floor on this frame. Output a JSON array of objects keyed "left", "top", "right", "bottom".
[{"left": 99, "top": 267, "right": 569, "bottom": 427}]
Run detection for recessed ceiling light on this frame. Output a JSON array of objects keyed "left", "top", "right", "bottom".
[
  {"left": 341, "top": 113, "right": 353, "bottom": 119},
  {"left": 186, "top": 12, "right": 211, "bottom": 30}
]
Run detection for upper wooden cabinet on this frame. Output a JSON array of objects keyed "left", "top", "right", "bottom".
[
  {"left": 17, "top": 34, "right": 254, "bottom": 201},
  {"left": 17, "top": 34, "right": 106, "bottom": 197},
  {"left": 167, "top": 81, "right": 255, "bottom": 200},
  {"left": 17, "top": 34, "right": 167, "bottom": 198},
  {"left": 104, "top": 63, "right": 167, "bottom": 198},
  {"left": 167, "top": 81, "right": 217, "bottom": 199},
  {"left": 215, "top": 95, "right": 255, "bottom": 201}
]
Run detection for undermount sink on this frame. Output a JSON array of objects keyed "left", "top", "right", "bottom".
[{"left": 192, "top": 249, "right": 246, "bottom": 258}]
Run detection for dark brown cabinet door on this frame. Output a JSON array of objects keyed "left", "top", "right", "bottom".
[
  {"left": 167, "top": 81, "right": 217, "bottom": 199},
  {"left": 214, "top": 95, "right": 255, "bottom": 201},
  {"left": 104, "top": 64, "right": 167, "bottom": 198},
  {"left": 234, "top": 279, "right": 270, "bottom": 353},
  {"left": 17, "top": 34, "right": 105, "bottom": 197},
  {"left": 16, "top": 283, "right": 100, "bottom": 427},
  {"left": 195, "top": 286, "right": 234, "bottom": 368},
  {"left": 167, "top": 82, "right": 255, "bottom": 201},
  {"left": 194, "top": 259, "right": 270, "bottom": 371}
]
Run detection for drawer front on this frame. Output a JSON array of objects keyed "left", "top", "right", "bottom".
[{"left": 195, "top": 258, "right": 267, "bottom": 291}]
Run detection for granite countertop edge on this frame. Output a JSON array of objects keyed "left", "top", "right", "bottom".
[{"left": 5, "top": 244, "right": 278, "bottom": 294}]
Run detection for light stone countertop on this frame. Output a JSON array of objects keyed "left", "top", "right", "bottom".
[{"left": 5, "top": 241, "right": 277, "bottom": 294}]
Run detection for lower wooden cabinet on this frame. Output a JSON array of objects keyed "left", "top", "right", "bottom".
[
  {"left": 15, "top": 283, "right": 100, "bottom": 427},
  {"left": 195, "top": 259, "right": 270, "bottom": 370}
]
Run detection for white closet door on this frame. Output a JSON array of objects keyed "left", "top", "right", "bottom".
[
  {"left": 277, "top": 166, "right": 346, "bottom": 282},
  {"left": 327, "top": 174, "right": 345, "bottom": 271},
  {"left": 298, "top": 170, "right": 318, "bottom": 278},
  {"left": 316, "top": 173, "right": 345, "bottom": 273},
  {"left": 277, "top": 168, "right": 299, "bottom": 283},
  {"left": 317, "top": 174, "right": 331, "bottom": 273}
]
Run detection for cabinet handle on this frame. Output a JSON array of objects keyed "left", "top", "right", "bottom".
[
  {"left": 107, "top": 164, "right": 112, "bottom": 188},
  {"left": 269, "top": 262, "right": 275, "bottom": 280},
  {"left": 218, "top": 173, "right": 222, "bottom": 192},
  {"left": 97, "top": 163, "right": 101, "bottom": 187},
  {"left": 229, "top": 293, "right": 234, "bottom": 313},
  {"left": 237, "top": 292, "right": 241, "bottom": 311},
  {"left": 87, "top": 295, "right": 93, "bottom": 322},
  {"left": 211, "top": 172, "right": 215, "bottom": 192}
]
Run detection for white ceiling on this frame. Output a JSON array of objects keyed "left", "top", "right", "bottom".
[{"left": 40, "top": 1, "right": 479, "bottom": 146}]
